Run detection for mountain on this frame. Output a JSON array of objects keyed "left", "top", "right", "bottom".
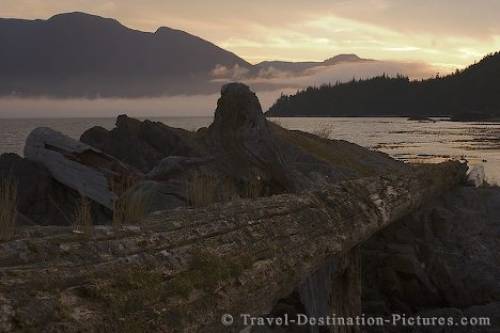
[
  {"left": 266, "top": 52, "right": 500, "bottom": 120},
  {"left": 254, "top": 54, "right": 371, "bottom": 75},
  {"left": 0, "top": 11, "right": 378, "bottom": 98},
  {"left": 0, "top": 12, "right": 251, "bottom": 97},
  {"left": 322, "top": 54, "right": 368, "bottom": 66}
]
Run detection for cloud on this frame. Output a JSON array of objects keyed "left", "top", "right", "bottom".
[
  {"left": 211, "top": 64, "right": 250, "bottom": 81},
  {"left": 0, "top": 59, "right": 441, "bottom": 119},
  {"left": 0, "top": 95, "right": 220, "bottom": 118},
  {"left": 256, "top": 66, "right": 294, "bottom": 79},
  {"left": 0, "top": 60, "right": 431, "bottom": 119},
  {"left": 211, "top": 60, "right": 441, "bottom": 89},
  {"left": 0, "top": 89, "right": 295, "bottom": 118},
  {"left": 329, "top": 0, "right": 500, "bottom": 39}
]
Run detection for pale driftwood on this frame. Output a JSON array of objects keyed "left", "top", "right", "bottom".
[
  {"left": 24, "top": 127, "right": 139, "bottom": 209},
  {"left": 0, "top": 161, "right": 466, "bottom": 332}
]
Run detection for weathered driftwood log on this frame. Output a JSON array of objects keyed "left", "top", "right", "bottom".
[
  {"left": 24, "top": 127, "right": 140, "bottom": 209},
  {"left": 0, "top": 161, "right": 466, "bottom": 332}
]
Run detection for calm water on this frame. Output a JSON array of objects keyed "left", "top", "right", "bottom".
[{"left": 1, "top": 117, "right": 499, "bottom": 184}]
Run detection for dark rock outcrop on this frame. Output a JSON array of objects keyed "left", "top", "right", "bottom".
[
  {"left": 79, "top": 83, "right": 407, "bottom": 213},
  {"left": 0, "top": 153, "right": 59, "bottom": 225},
  {"left": 25, "top": 127, "right": 141, "bottom": 209},
  {"left": 81, "top": 115, "right": 203, "bottom": 172},
  {"left": 12, "top": 82, "right": 405, "bottom": 223},
  {"left": 207, "top": 82, "right": 295, "bottom": 193},
  {"left": 269, "top": 126, "right": 406, "bottom": 185},
  {"left": 205, "top": 83, "right": 407, "bottom": 194},
  {"left": 0, "top": 153, "right": 109, "bottom": 226},
  {"left": 362, "top": 186, "right": 500, "bottom": 331}
]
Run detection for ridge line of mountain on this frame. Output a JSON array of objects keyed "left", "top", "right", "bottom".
[{"left": 0, "top": 12, "right": 369, "bottom": 98}]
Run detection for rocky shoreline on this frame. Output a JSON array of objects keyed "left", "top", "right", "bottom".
[{"left": 0, "top": 83, "right": 499, "bottom": 332}]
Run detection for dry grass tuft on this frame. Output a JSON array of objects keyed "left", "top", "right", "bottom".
[
  {"left": 186, "top": 172, "right": 267, "bottom": 207},
  {"left": 113, "top": 194, "right": 147, "bottom": 227},
  {"left": 0, "top": 177, "right": 17, "bottom": 241},
  {"left": 73, "top": 195, "right": 93, "bottom": 237},
  {"left": 242, "top": 176, "right": 264, "bottom": 199},
  {"left": 186, "top": 173, "right": 219, "bottom": 207},
  {"left": 312, "top": 126, "right": 334, "bottom": 139},
  {"left": 220, "top": 177, "right": 240, "bottom": 202},
  {"left": 112, "top": 176, "right": 146, "bottom": 229}
]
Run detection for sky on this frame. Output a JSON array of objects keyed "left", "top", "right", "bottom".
[
  {"left": 2, "top": 0, "right": 500, "bottom": 69},
  {"left": 1, "top": 1, "right": 500, "bottom": 118}
]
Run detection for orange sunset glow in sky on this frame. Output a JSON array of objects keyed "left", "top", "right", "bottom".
[{"left": 2, "top": 0, "right": 500, "bottom": 72}]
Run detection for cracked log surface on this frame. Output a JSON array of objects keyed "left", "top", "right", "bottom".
[{"left": 0, "top": 161, "right": 466, "bottom": 332}]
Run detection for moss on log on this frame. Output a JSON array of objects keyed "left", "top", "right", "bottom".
[{"left": 0, "top": 161, "right": 466, "bottom": 332}]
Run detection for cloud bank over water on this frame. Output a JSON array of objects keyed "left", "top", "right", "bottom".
[
  {"left": 0, "top": 95, "right": 219, "bottom": 119},
  {"left": 243, "top": 60, "right": 441, "bottom": 87},
  {"left": 0, "top": 60, "right": 440, "bottom": 118},
  {"left": 0, "top": 90, "right": 292, "bottom": 118}
]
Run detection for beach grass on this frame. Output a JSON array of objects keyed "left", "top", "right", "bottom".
[
  {"left": 112, "top": 176, "right": 147, "bottom": 228},
  {"left": 0, "top": 176, "right": 17, "bottom": 241},
  {"left": 73, "top": 195, "right": 93, "bottom": 237},
  {"left": 186, "top": 173, "right": 219, "bottom": 207},
  {"left": 311, "top": 126, "right": 334, "bottom": 139}
]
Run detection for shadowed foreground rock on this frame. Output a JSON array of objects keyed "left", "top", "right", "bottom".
[
  {"left": 362, "top": 186, "right": 500, "bottom": 332},
  {"left": 0, "top": 161, "right": 466, "bottom": 332},
  {"left": 0, "top": 153, "right": 111, "bottom": 226},
  {"left": 24, "top": 127, "right": 141, "bottom": 209},
  {"left": 81, "top": 115, "right": 203, "bottom": 173}
]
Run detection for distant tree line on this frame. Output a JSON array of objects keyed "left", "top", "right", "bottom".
[{"left": 266, "top": 52, "right": 500, "bottom": 120}]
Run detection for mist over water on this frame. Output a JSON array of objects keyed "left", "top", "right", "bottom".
[
  {"left": 0, "top": 89, "right": 295, "bottom": 118},
  {"left": 236, "top": 60, "right": 440, "bottom": 86},
  {"left": 0, "top": 95, "right": 218, "bottom": 119},
  {"left": 0, "top": 60, "right": 442, "bottom": 119}
]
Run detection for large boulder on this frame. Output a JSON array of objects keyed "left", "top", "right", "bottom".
[
  {"left": 146, "top": 156, "right": 214, "bottom": 180},
  {"left": 205, "top": 82, "right": 407, "bottom": 194},
  {"left": 81, "top": 115, "right": 203, "bottom": 172},
  {"left": 10, "top": 83, "right": 409, "bottom": 224},
  {"left": 0, "top": 153, "right": 108, "bottom": 226},
  {"left": 362, "top": 186, "right": 500, "bottom": 329},
  {"left": 269, "top": 125, "right": 407, "bottom": 186},
  {"left": 124, "top": 156, "right": 226, "bottom": 213},
  {"left": 83, "top": 83, "right": 408, "bottom": 213},
  {"left": 25, "top": 127, "right": 140, "bottom": 210},
  {"left": 206, "top": 82, "right": 296, "bottom": 193},
  {"left": 0, "top": 153, "right": 57, "bottom": 225}
]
